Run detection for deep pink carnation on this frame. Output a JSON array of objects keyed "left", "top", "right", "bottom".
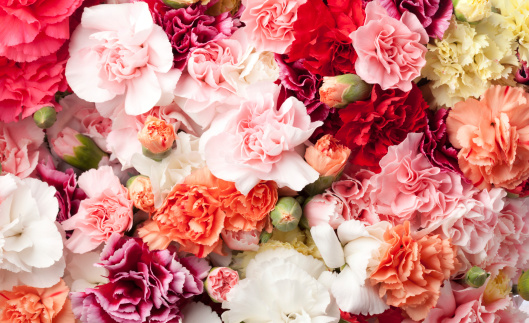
[
  {"left": 516, "top": 60, "right": 529, "bottom": 84},
  {"left": 0, "top": 51, "right": 67, "bottom": 123},
  {"left": 142, "top": 0, "right": 240, "bottom": 69},
  {"left": 0, "top": 0, "right": 83, "bottom": 62},
  {"left": 71, "top": 234, "right": 210, "bottom": 323}
]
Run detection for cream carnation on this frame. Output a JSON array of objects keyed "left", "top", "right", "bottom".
[
  {"left": 422, "top": 15, "right": 518, "bottom": 107},
  {"left": 492, "top": 0, "right": 529, "bottom": 63}
]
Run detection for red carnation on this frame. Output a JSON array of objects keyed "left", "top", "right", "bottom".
[
  {"left": 335, "top": 84, "right": 428, "bottom": 172},
  {"left": 286, "top": 0, "right": 365, "bottom": 77}
]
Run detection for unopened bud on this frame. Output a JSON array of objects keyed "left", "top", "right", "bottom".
[
  {"left": 260, "top": 230, "right": 272, "bottom": 243},
  {"left": 270, "top": 197, "right": 302, "bottom": 232},
  {"left": 138, "top": 116, "right": 176, "bottom": 161},
  {"left": 51, "top": 127, "right": 108, "bottom": 171},
  {"left": 518, "top": 270, "right": 529, "bottom": 301},
  {"left": 319, "top": 74, "right": 372, "bottom": 108},
  {"left": 465, "top": 266, "right": 489, "bottom": 288},
  {"left": 33, "top": 106, "right": 57, "bottom": 129},
  {"left": 205, "top": 267, "right": 239, "bottom": 303}
]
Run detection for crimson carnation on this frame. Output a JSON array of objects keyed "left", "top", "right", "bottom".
[
  {"left": 0, "top": 50, "right": 67, "bottom": 123},
  {"left": 335, "top": 84, "right": 428, "bottom": 172},
  {"left": 286, "top": 0, "right": 365, "bottom": 77},
  {"left": 70, "top": 234, "right": 210, "bottom": 323},
  {"left": 142, "top": 0, "right": 240, "bottom": 69}
]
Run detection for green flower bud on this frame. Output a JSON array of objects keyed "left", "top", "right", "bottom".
[
  {"left": 270, "top": 197, "right": 302, "bottom": 232},
  {"left": 54, "top": 129, "right": 108, "bottom": 171},
  {"left": 518, "top": 270, "right": 529, "bottom": 300},
  {"left": 260, "top": 230, "right": 272, "bottom": 243},
  {"left": 162, "top": 0, "right": 199, "bottom": 9},
  {"left": 33, "top": 106, "right": 57, "bottom": 129},
  {"left": 319, "top": 74, "right": 372, "bottom": 108},
  {"left": 465, "top": 266, "right": 490, "bottom": 288}
]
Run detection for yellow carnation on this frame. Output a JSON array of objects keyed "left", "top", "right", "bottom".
[{"left": 492, "top": 0, "right": 529, "bottom": 62}]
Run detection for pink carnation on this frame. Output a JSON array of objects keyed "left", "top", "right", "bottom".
[
  {"left": 0, "top": 117, "right": 44, "bottom": 178},
  {"left": 203, "top": 83, "right": 322, "bottom": 194},
  {"left": 221, "top": 230, "right": 260, "bottom": 252},
  {"left": 303, "top": 191, "right": 351, "bottom": 229},
  {"left": 205, "top": 267, "right": 239, "bottom": 303},
  {"left": 0, "top": 53, "right": 67, "bottom": 123},
  {"left": 0, "top": 0, "right": 83, "bottom": 62},
  {"left": 61, "top": 166, "right": 133, "bottom": 253},
  {"left": 370, "top": 133, "right": 475, "bottom": 231},
  {"left": 350, "top": 1, "right": 427, "bottom": 92}
]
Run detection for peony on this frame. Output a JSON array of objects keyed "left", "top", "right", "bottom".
[
  {"left": 0, "top": 53, "right": 67, "bottom": 123},
  {"left": 287, "top": 0, "right": 365, "bottom": 77},
  {"left": 0, "top": 117, "right": 44, "bottom": 179},
  {"left": 0, "top": 0, "right": 83, "bottom": 62},
  {"left": 370, "top": 133, "right": 475, "bottom": 231},
  {"left": 305, "top": 134, "right": 351, "bottom": 177},
  {"left": 0, "top": 174, "right": 65, "bottom": 290},
  {"left": 61, "top": 166, "right": 133, "bottom": 253},
  {"left": 221, "top": 248, "right": 340, "bottom": 322},
  {"left": 240, "top": 0, "right": 306, "bottom": 54},
  {"left": 202, "top": 83, "right": 322, "bottom": 194},
  {"left": 335, "top": 84, "right": 428, "bottom": 172},
  {"left": 350, "top": 1, "right": 428, "bottom": 92},
  {"left": 369, "top": 221, "right": 458, "bottom": 321},
  {"left": 205, "top": 267, "right": 239, "bottom": 302},
  {"left": 71, "top": 234, "right": 210, "bottom": 323},
  {"left": 142, "top": 0, "right": 240, "bottom": 69},
  {"left": 66, "top": 2, "right": 181, "bottom": 116},
  {"left": 446, "top": 85, "right": 529, "bottom": 190},
  {"left": 0, "top": 280, "right": 74, "bottom": 322}
]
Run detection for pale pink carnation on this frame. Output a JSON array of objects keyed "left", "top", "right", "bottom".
[
  {"left": 350, "top": 1, "right": 428, "bottom": 92},
  {"left": 0, "top": 117, "right": 44, "bottom": 179},
  {"left": 205, "top": 267, "right": 239, "bottom": 303},
  {"left": 202, "top": 83, "right": 321, "bottom": 194},
  {"left": 66, "top": 2, "right": 181, "bottom": 117},
  {"left": 370, "top": 133, "right": 475, "bottom": 231},
  {"left": 303, "top": 192, "right": 351, "bottom": 229},
  {"left": 221, "top": 230, "right": 260, "bottom": 252},
  {"left": 241, "top": 0, "right": 307, "bottom": 54},
  {"left": 61, "top": 166, "right": 133, "bottom": 253}
]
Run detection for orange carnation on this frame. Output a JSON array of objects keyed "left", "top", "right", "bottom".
[
  {"left": 369, "top": 221, "right": 458, "bottom": 321},
  {"left": 0, "top": 279, "right": 74, "bottom": 323},
  {"left": 305, "top": 134, "right": 351, "bottom": 177},
  {"left": 128, "top": 175, "right": 155, "bottom": 213},
  {"left": 137, "top": 116, "right": 176, "bottom": 154}
]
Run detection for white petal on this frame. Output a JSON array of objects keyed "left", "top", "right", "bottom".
[{"left": 311, "top": 224, "right": 345, "bottom": 269}]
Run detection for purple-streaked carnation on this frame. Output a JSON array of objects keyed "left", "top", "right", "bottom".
[
  {"left": 36, "top": 157, "right": 87, "bottom": 224},
  {"left": 365, "top": 0, "right": 452, "bottom": 39},
  {"left": 142, "top": 0, "right": 240, "bottom": 69},
  {"left": 70, "top": 234, "right": 211, "bottom": 323},
  {"left": 516, "top": 60, "right": 529, "bottom": 84},
  {"left": 419, "top": 108, "right": 464, "bottom": 178}
]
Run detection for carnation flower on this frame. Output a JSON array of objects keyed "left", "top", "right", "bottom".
[
  {"left": 0, "top": 174, "right": 65, "bottom": 290},
  {"left": 0, "top": 280, "right": 74, "bottom": 322},
  {"left": 422, "top": 15, "right": 519, "bottom": 108},
  {"left": 142, "top": 0, "right": 240, "bottom": 69},
  {"left": 128, "top": 175, "right": 156, "bottom": 213},
  {"left": 61, "top": 166, "right": 133, "bottom": 253},
  {"left": 221, "top": 229, "right": 260, "bottom": 251},
  {"left": 0, "top": 0, "right": 83, "bottom": 62},
  {"left": 446, "top": 85, "right": 529, "bottom": 190},
  {"left": 335, "top": 84, "right": 428, "bottom": 172},
  {"left": 205, "top": 267, "right": 239, "bottom": 302},
  {"left": 66, "top": 2, "right": 181, "bottom": 116},
  {"left": 305, "top": 134, "right": 351, "bottom": 177},
  {"left": 350, "top": 1, "right": 428, "bottom": 92},
  {"left": 221, "top": 248, "right": 340, "bottom": 322},
  {"left": 0, "top": 117, "right": 44, "bottom": 178},
  {"left": 202, "top": 83, "right": 321, "bottom": 194},
  {"left": 516, "top": 60, "right": 529, "bottom": 84},
  {"left": 369, "top": 221, "right": 458, "bottom": 321},
  {"left": 287, "top": 0, "right": 365, "bottom": 77},
  {"left": 71, "top": 234, "right": 210, "bottom": 323},
  {"left": 0, "top": 53, "right": 67, "bottom": 123},
  {"left": 492, "top": 0, "right": 529, "bottom": 63},
  {"left": 304, "top": 191, "right": 351, "bottom": 229}
]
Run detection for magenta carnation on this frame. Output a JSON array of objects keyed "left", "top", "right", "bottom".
[
  {"left": 142, "top": 0, "right": 240, "bottom": 69},
  {"left": 71, "top": 234, "right": 211, "bottom": 323},
  {"left": 516, "top": 60, "right": 529, "bottom": 84},
  {"left": 0, "top": 51, "right": 67, "bottom": 123}
]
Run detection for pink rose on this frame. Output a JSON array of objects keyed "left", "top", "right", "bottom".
[
  {"left": 0, "top": 117, "right": 44, "bottom": 179},
  {"left": 205, "top": 267, "right": 239, "bottom": 303},
  {"left": 203, "top": 83, "right": 322, "bottom": 194},
  {"left": 61, "top": 166, "right": 133, "bottom": 253},
  {"left": 241, "top": 0, "right": 307, "bottom": 54},
  {"left": 221, "top": 230, "right": 260, "bottom": 251},
  {"left": 66, "top": 2, "right": 181, "bottom": 116},
  {"left": 350, "top": 1, "right": 428, "bottom": 92},
  {"left": 303, "top": 192, "right": 350, "bottom": 229},
  {"left": 0, "top": 0, "right": 83, "bottom": 62}
]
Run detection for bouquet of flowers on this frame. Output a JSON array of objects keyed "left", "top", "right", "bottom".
[{"left": 2, "top": 0, "right": 529, "bottom": 321}]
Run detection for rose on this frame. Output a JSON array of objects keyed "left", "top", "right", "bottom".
[{"left": 205, "top": 267, "right": 239, "bottom": 302}]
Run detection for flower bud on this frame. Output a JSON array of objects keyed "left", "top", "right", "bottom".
[
  {"left": 138, "top": 116, "right": 176, "bottom": 161},
  {"left": 517, "top": 270, "right": 529, "bottom": 301},
  {"left": 319, "top": 74, "right": 372, "bottom": 108},
  {"left": 305, "top": 134, "right": 351, "bottom": 177},
  {"left": 207, "top": 0, "right": 241, "bottom": 16},
  {"left": 205, "top": 267, "right": 239, "bottom": 303},
  {"left": 465, "top": 266, "right": 489, "bottom": 288},
  {"left": 260, "top": 230, "right": 272, "bottom": 243},
  {"left": 51, "top": 127, "right": 108, "bottom": 171},
  {"left": 270, "top": 197, "right": 302, "bottom": 232},
  {"left": 453, "top": 0, "right": 491, "bottom": 23},
  {"left": 162, "top": 0, "right": 200, "bottom": 9},
  {"left": 33, "top": 106, "right": 57, "bottom": 129},
  {"left": 127, "top": 175, "right": 155, "bottom": 213}
]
